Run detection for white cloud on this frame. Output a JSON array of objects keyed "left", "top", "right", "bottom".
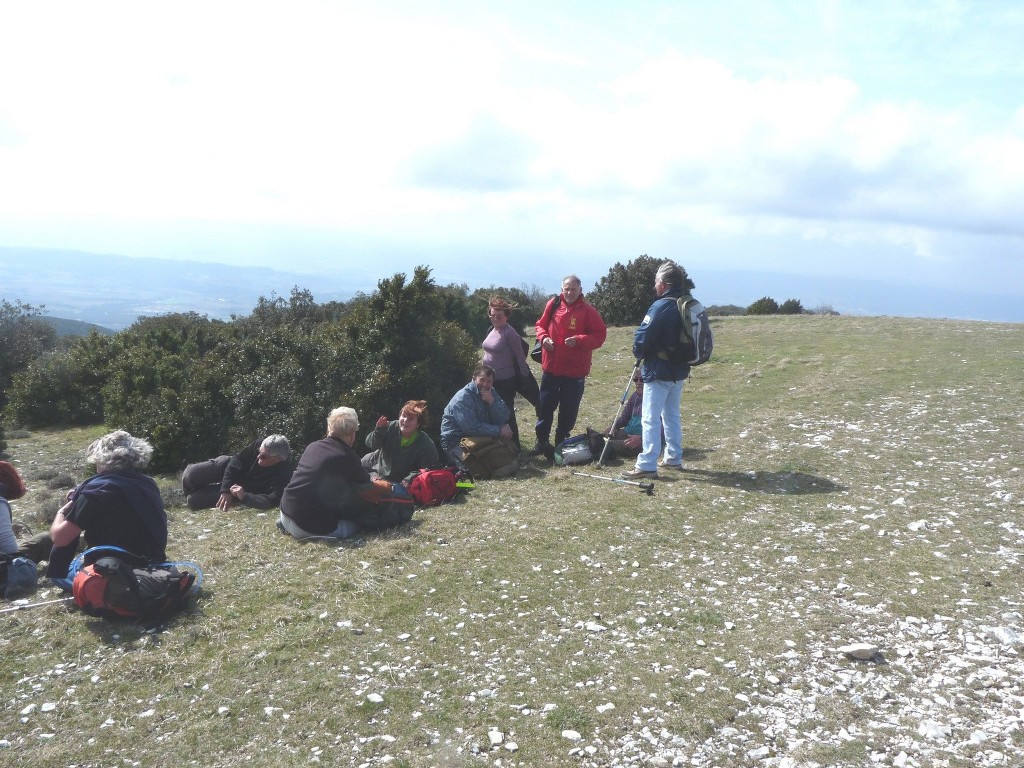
[{"left": 1, "top": 0, "right": 1023, "bottom": 314}]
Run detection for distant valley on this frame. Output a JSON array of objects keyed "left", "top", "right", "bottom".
[
  {"left": 4, "top": 245, "right": 1022, "bottom": 327},
  {"left": 2, "top": 247, "right": 354, "bottom": 330}
]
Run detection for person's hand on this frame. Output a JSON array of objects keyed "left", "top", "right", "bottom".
[
  {"left": 230, "top": 484, "right": 246, "bottom": 500},
  {"left": 480, "top": 387, "right": 494, "bottom": 405},
  {"left": 565, "top": 336, "right": 578, "bottom": 348},
  {"left": 624, "top": 435, "right": 642, "bottom": 450},
  {"left": 499, "top": 424, "right": 513, "bottom": 440},
  {"left": 376, "top": 414, "right": 388, "bottom": 428},
  {"left": 542, "top": 337, "right": 554, "bottom": 351},
  {"left": 216, "top": 492, "right": 236, "bottom": 511}
]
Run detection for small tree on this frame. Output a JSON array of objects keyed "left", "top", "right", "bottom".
[
  {"left": 0, "top": 299, "right": 58, "bottom": 412},
  {"left": 588, "top": 255, "right": 664, "bottom": 326},
  {"left": 778, "top": 299, "right": 804, "bottom": 315},
  {"left": 747, "top": 297, "right": 779, "bottom": 315}
]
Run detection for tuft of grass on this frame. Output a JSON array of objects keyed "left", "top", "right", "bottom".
[{"left": 2, "top": 316, "right": 1023, "bottom": 767}]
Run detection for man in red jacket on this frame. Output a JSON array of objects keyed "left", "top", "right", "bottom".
[{"left": 533, "top": 275, "right": 607, "bottom": 458}]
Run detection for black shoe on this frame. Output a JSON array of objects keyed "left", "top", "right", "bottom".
[{"left": 527, "top": 441, "right": 550, "bottom": 457}]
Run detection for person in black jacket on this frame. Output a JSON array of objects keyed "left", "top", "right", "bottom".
[
  {"left": 45, "top": 430, "right": 169, "bottom": 586},
  {"left": 278, "top": 407, "right": 413, "bottom": 540},
  {"left": 182, "top": 435, "right": 292, "bottom": 511}
]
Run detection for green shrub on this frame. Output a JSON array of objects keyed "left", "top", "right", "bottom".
[{"left": 747, "top": 296, "right": 780, "bottom": 314}]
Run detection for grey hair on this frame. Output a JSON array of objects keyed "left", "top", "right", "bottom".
[
  {"left": 561, "top": 274, "right": 582, "bottom": 288},
  {"left": 656, "top": 261, "right": 696, "bottom": 291},
  {"left": 326, "top": 407, "right": 359, "bottom": 438},
  {"left": 86, "top": 430, "right": 154, "bottom": 472},
  {"left": 260, "top": 434, "right": 291, "bottom": 459}
]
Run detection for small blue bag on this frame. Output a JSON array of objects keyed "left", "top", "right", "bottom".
[{"left": 3, "top": 556, "right": 38, "bottom": 599}]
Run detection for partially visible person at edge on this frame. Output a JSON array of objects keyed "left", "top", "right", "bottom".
[
  {"left": 533, "top": 274, "right": 607, "bottom": 458},
  {"left": 604, "top": 374, "right": 645, "bottom": 458},
  {"left": 0, "top": 460, "right": 29, "bottom": 557},
  {"left": 363, "top": 399, "right": 439, "bottom": 481},
  {"left": 481, "top": 296, "right": 538, "bottom": 453},
  {"left": 34, "top": 431, "right": 169, "bottom": 586},
  {"left": 278, "top": 406, "right": 413, "bottom": 540},
  {"left": 440, "top": 364, "right": 516, "bottom": 477},
  {"left": 181, "top": 435, "right": 293, "bottom": 511},
  {"left": 622, "top": 260, "right": 694, "bottom": 481}
]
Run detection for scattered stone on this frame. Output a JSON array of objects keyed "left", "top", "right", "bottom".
[
  {"left": 562, "top": 729, "right": 582, "bottom": 741},
  {"left": 838, "top": 643, "right": 879, "bottom": 660}
]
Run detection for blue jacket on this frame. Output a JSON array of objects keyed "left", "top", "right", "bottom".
[
  {"left": 440, "top": 380, "right": 511, "bottom": 452},
  {"left": 633, "top": 287, "right": 690, "bottom": 382}
]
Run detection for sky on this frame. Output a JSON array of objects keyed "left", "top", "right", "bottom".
[{"left": 2, "top": 0, "right": 1023, "bottom": 321}]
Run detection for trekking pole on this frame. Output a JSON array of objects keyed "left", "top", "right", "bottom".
[
  {"left": 571, "top": 470, "right": 655, "bottom": 496},
  {"left": 0, "top": 596, "right": 74, "bottom": 615},
  {"left": 596, "top": 361, "right": 641, "bottom": 467}
]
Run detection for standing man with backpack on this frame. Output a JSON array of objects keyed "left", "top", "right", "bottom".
[
  {"left": 533, "top": 274, "right": 607, "bottom": 459},
  {"left": 622, "top": 261, "right": 695, "bottom": 481}
]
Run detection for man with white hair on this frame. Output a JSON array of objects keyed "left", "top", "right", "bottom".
[{"left": 622, "top": 261, "right": 696, "bottom": 481}]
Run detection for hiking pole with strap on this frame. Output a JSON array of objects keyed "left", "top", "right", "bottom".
[
  {"left": 0, "top": 596, "right": 75, "bottom": 614},
  {"left": 571, "top": 470, "right": 655, "bottom": 495},
  {"left": 596, "top": 361, "right": 641, "bottom": 467}
]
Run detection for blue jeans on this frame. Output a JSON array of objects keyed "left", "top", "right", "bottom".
[
  {"left": 635, "top": 378, "right": 685, "bottom": 472},
  {"left": 536, "top": 372, "right": 586, "bottom": 446}
]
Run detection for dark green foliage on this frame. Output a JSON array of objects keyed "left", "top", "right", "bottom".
[
  {"left": 747, "top": 296, "right": 780, "bottom": 315},
  {"left": 339, "top": 267, "right": 479, "bottom": 447},
  {"left": 3, "top": 270, "right": 525, "bottom": 470},
  {"left": 468, "top": 285, "right": 540, "bottom": 341},
  {"left": 0, "top": 299, "right": 58, "bottom": 412},
  {"left": 778, "top": 299, "right": 804, "bottom": 315},
  {"left": 3, "top": 333, "right": 111, "bottom": 427},
  {"left": 587, "top": 255, "right": 663, "bottom": 326},
  {"left": 99, "top": 313, "right": 230, "bottom": 470}
]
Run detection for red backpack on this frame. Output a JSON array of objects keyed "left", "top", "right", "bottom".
[{"left": 406, "top": 467, "right": 461, "bottom": 507}]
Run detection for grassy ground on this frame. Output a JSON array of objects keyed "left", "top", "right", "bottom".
[{"left": 3, "top": 315, "right": 1023, "bottom": 767}]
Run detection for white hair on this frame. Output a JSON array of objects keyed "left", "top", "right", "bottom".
[
  {"left": 86, "top": 430, "right": 154, "bottom": 472},
  {"left": 326, "top": 407, "right": 359, "bottom": 438}
]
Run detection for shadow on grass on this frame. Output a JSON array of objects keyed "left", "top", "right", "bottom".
[{"left": 683, "top": 468, "right": 846, "bottom": 495}]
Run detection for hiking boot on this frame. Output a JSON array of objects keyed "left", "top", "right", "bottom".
[
  {"left": 657, "top": 458, "right": 683, "bottom": 471},
  {"left": 527, "top": 441, "right": 551, "bottom": 457},
  {"left": 621, "top": 468, "right": 658, "bottom": 480}
]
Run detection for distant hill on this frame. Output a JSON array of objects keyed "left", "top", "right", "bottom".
[
  {"left": 42, "top": 316, "right": 115, "bottom": 337},
  {"left": 1, "top": 246, "right": 354, "bottom": 330}
]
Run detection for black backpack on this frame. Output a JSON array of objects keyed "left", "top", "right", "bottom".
[{"left": 71, "top": 546, "right": 200, "bottom": 622}]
